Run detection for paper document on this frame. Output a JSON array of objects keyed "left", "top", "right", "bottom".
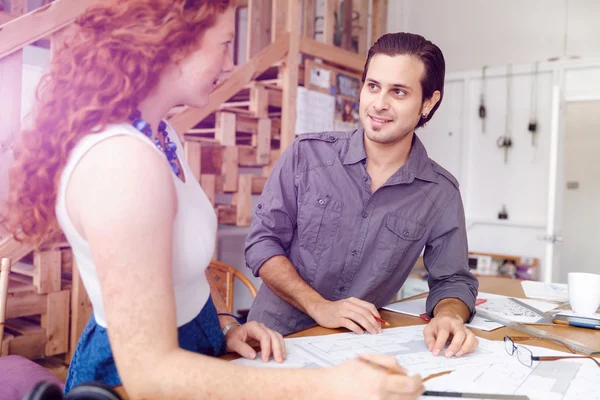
[
  {"left": 382, "top": 297, "right": 504, "bottom": 331},
  {"left": 232, "top": 325, "right": 600, "bottom": 400},
  {"left": 555, "top": 310, "right": 600, "bottom": 319},
  {"left": 521, "top": 281, "right": 568, "bottom": 303},
  {"left": 295, "top": 86, "right": 335, "bottom": 134},
  {"left": 476, "top": 293, "right": 559, "bottom": 324}
]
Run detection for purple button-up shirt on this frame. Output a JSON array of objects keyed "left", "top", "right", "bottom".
[{"left": 245, "top": 128, "right": 478, "bottom": 335}]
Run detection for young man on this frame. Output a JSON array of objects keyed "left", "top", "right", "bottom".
[{"left": 245, "top": 33, "right": 479, "bottom": 358}]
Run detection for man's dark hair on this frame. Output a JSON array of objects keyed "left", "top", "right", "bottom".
[{"left": 362, "top": 32, "right": 445, "bottom": 128}]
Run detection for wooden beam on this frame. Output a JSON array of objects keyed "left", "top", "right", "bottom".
[
  {"left": 323, "top": 0, "right": 335, "bottom": 45},
  {"left": 3, "top": 331, "right": 46, "bottom": 359},
  {"left": 299, "top": 37, "right": 365, "bottom": 73},
  {"left": 341, "top": 0, "right": 353, "bottom": 51},
  {"left": 170, "top": 33, "right": 290, "bottom": 137},
  {"left": 67, "top": 259, "right": 92, "bottom": 363},
  {"left": 215, "top": 112, "right": 237, "bottom": 147},
  {"left": 51, "top": 25, "right": 72, "bottom": 57},
  {"left": 222, "top": 147, "right": 239, "bottom": 192},
  {"left": 233, "top": 175, "right": 253, "bottom": 226},
  {"left": 33, "top": 250, "right": 61, "bottom": 294},
  {"left": 200, "top": 175, "right": 216, "bottom": 207},
  {"left": 237, "top": 146, "right": 261, "bottom": 167},
  {"left": 356, "top": 0, "right": 370, "bottom": 56},
  {"left": 0, "top": 11, "right": 15, "bottom": 24},
  {"left": 271, "top": 0, "right": 287, "bottom": 42},
  {"left": 216, "top": 204, "right": 237, "bottom": 225},
  {"left": 184, "top": 142, "right": 202, "bottom": 183},
  {"left": 251, "top": 176, "right": 268, "bottom": 194},
  {"left": 0, "top": 237, "right": 33, "bottom": 266},
  {"left": 250, "top": 84, "right": 269, "bottom": 118},
  {"left": 262, "top": 149, "right": 280, "bottom": 177},
  {"left": 303, "top": 0, "right": 316, "bottom": 39},
  {"left": 10, "top": 0, "right": 28, "bottom": 15},
  {"left": 0, "top": 50, "right": 22, "bottom": 225},
  {"left": 256, "top": 118, "right": 272, "bottom": 165},
  {"left": 0, "top": 0, "right": 92, "bottom": 60},
  {"left": 6, "top": 291, "right": 47, "bottom": 320},
  {"left": 247, "top": 0, "right": 271, "bottom": 58},
  {"left": 371, "top": 0, "right": 388, "bottom": 45},
  {"left": 204, "top": 144, "right": 224, "bottom": 175},
  {"left": 280, "top": 0, "right": 301, "bottom": 152},
  {"left": 45, "top": 290, "right": 70, "bottom": 356}
]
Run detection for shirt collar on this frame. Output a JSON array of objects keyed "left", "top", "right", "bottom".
[{"left": 343, "top": 128, "right": 438, "bottom": 185}]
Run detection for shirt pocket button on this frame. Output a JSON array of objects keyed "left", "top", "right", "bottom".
[{"left": 318, "top": 199, "right": 325, "bottom": 206}]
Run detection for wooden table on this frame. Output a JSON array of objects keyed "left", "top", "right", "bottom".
[{"left": 114, "top": 276, "right": 599, "bottom": 398}]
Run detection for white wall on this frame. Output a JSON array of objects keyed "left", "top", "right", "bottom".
[
  {"left": 387, "top": 0, "right": 600, "bottom": 72},
  {"left": 386, "top": 1, "right": 600, "bottom": 282},
  {"left": 416, "top": 58, "right": 600, "bottom": 283},
  {"left": 418, "top": 64, "right": 553, "bottom": 280}
]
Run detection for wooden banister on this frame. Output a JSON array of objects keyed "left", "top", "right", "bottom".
[
  {"left": 0, "top": 11, "right": 14, "bottom": 25},
  {"left": 0, "top": 0, "right": 92, "bottom": 60},
  {"left": 169, "top": 32, "right": 290, "bottom": 136},
  {"left": 0, "top": 235, "right": 34, "bottom": 266},
  {"left": 299, "top": 36, "right": 366, "bottom": 73}
]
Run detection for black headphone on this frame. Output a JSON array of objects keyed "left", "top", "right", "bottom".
[{"left": 23, "top": 381, "right": 122, "bottom": 400}]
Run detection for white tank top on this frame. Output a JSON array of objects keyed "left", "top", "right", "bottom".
[{"left": 55, "top": 122, "right": 216, "bottom": 328}]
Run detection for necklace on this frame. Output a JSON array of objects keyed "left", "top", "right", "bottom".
[{"left": 129, "top": 110, "right": 180, "bottom": 176}]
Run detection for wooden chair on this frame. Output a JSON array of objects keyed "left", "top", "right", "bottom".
[
  {"left": 205, "top": 260, "right": 257, "bottom": 314},
  {"left": 0, "top": 258, "right": 12, "bottom": 354}
]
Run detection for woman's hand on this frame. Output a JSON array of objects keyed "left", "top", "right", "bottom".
[
  {"left": 326, "top": 354, "right": 424, "bottom": 400},
  {"left": 225, "top": 321, "right": 286, "bottom": 363}
]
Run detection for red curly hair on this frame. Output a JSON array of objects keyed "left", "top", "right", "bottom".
[{"left": 1, "top": 0, "right": 233, "bottom": 246}]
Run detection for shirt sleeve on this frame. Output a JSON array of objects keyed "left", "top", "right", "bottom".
[
  {"left": 423, "top": 188, "right": 479, "bottom": 320},
  {"left": 244, "top": 141, "right": 298, "bottom": 277}
]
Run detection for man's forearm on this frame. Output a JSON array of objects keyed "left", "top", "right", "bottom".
[
  {"left": 433, "top": 298, "right": 471, "bottom": 322},
  {"left": 258, "top": 255, "right": 326, "bottom": 316}
]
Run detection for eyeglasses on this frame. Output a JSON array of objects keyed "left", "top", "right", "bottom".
[{"left": 504, "top": 336, "right": 600, "bottom": 368}]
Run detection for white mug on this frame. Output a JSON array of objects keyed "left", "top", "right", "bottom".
[{"left": 568, "top": 272, "right": 600, "bottom": 315}]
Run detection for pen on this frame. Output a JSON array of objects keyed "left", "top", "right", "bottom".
[
  {"left": 553, "top": 319, "right": 600, "bottom": 330},
  {"left": 373, "top": 314, "right": 390, "bottom": 326}
]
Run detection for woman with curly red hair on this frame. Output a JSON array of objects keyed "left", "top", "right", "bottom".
[{"left": 2, "top": 0, "right": 424, "bottom": 398}]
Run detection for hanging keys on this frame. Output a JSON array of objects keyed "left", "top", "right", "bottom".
[
  {"left": 479, "top": 66, "right": 487, "bottom": 133},
  {"left": 497, "top": 136, "right": 513, "bottom": 164},
  {"left": 528, "top": 120, "right": 538, "bottom": 146},
  {"left": 479, "top": 95, "right": 487, "bottom": 133},
  {"left": 528, "top": 62, "right": 540, "bottom": 147}
]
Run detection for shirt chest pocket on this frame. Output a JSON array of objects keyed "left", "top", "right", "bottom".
[
  {"left": 375, "top": 213, "right": 426, "bottom": 272},
  {"left": 297, "top": 194, "right": 344, "bottom": 256}
]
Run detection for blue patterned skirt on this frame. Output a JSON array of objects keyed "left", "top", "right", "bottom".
[{"left": 64, "top": 297, "right": 226, "bottom": 394}]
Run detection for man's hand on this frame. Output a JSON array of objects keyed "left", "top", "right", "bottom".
[
  {"left": 310, "top": 297, "right": 383, "bottom": 335},
  {"left": 423, "top": 298, "right": 478, "bottom": 358},
  {"left": 225, "top": 321, "right": 286, "bottom": 363}
]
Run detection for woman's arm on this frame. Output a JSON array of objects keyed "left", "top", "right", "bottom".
[{"left": 67, "top": 135, "right": 422, "bottom": 400}]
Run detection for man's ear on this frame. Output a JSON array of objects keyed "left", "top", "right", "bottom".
[{"left": 423, "top": 90, "right": 441, "bottom": 116}]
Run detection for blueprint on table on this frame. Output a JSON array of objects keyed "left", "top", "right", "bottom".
[{"left": 231, "top": 325, "right": 600, "bottom": 399}]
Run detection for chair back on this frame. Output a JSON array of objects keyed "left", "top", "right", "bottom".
[{"left": 205, "top": 260, "right": 257, "bottom": 313}]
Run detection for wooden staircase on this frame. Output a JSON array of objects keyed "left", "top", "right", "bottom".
[{"left": 0, "top": 0, "right": 385, "bottom": 363}]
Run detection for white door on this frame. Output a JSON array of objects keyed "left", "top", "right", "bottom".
[{"left": 556, "top": 100, "right": 600, "bottom": 282}]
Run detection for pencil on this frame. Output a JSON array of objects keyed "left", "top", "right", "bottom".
[
  {"left": 373, "top": 314, "right": 390, "bottom": 326},
  {"left": 359, "top": 357, "right": 405, "bottom": 374},
  {"left": 360, "top": 358, "right": 453, "bottom": 382}
]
